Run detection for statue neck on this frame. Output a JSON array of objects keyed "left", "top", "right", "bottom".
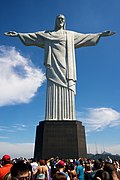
[{"left": 55, "top": 28, "right": 64, "bottom": 34}]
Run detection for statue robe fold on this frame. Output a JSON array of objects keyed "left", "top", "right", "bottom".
[{"left": 18, "top": 30, "right": 101, "bottom": 120}]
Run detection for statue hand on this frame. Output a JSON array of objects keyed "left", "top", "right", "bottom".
[
  {"left": 4, "top": 31, "right": 18, "bottom": 37},
  {"left": 100, "top": 30, "right": 115, "bottom": 37}
]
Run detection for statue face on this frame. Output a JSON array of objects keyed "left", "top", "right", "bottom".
[{"left": 56, "top": 15, "right": 65, "bottom": 29}]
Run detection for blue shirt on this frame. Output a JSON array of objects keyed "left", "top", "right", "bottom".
[{"left": 76, "top": 165, "right": 84, "bottom": 180}]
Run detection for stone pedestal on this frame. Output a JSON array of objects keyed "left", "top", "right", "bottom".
[{"left": 34, "top": 120, "right": 87, "bottom": 160}]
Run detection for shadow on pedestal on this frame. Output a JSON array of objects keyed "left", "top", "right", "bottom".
[{"left": 34, "top": 120, "right": 87, "bottom": 160}]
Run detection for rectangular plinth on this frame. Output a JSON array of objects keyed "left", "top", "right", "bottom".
[{"left": 34, "top": 120, "right": 87, "bottom": 160}]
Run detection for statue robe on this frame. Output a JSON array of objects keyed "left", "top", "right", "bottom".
[{"left": 18, "top": 30, "right": 101, "bottom": 120}]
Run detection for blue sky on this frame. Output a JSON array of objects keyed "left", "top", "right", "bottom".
[{"left": 0, "top": 0, "right": 120, "bottom": 158}]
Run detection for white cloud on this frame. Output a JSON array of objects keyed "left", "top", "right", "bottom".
[
  {"left": 0, "top": 124, "right": 27, "bottom": 133},
  {"left": 0, "top": 45, "right": 45, "bottom": 106},
  {"left": 0, "top": 126, "right": 15, "bottom": 133},
  {"left": 0, "top": 136, "right": 8, "bottom": 139},
  {"left": 11, "top": 124, "right": 27, "bottom": 131},
  {"left": 0, "top": 142, "right": 34, "bottom": 159},
  {"left": 77, "top": 107, "right": 120, "bottom": 132}
]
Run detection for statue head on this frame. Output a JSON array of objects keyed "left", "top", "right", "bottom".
[{"left": 54, "top": 14, "right": 66, "bottom": 31}]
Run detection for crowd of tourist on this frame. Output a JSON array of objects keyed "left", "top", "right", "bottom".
[{"left": 0, "top": 154, "right": 120, "bottom": 180}]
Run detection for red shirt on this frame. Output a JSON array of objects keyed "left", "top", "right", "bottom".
[{"left": 0, "top": 164, "right": 12, "bottom": 180}]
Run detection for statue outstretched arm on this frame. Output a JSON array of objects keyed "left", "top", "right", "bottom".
[
  {"left": 74, "top": 30, "right": 115, "bottom": 48},
  {"left": 4, "top": 31, "right": 44, "bottom": 47},
  {"left": 99, "top": 30, "right": 115, "bottom": 37}
]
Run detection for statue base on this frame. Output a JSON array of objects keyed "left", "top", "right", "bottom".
[{"left": 34, "top": 120, "right": 87, "bottom": 160}]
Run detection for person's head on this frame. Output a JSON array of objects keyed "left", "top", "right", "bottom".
[
  {"left": 57, "top": 160, "right": 65, "bottom": 169},
  {"left": 94, "top": 170, "right": 110, "bottom": 180},
  {"left": 69, "top": 163, "right": 75, "bottom": 171},
  {"left": 39, "top": 159, "right": 45, "bottom": 165},
  {"left": 75, "top": 160, "right": 80, "bottom": 166},
  {"left": 103, "top": 162, "right": 119, "bottom": 180},
  {"left": 2, "top": 154, "right": 11, "bottom": 165},
  {"left": 85, "top": 163, "right": 91, "bottom": 171},
  {"left": 103, "top": 162, "right": 115, "bottom": 174},
  {"left": 93, "top": 160, "right": 102, "bottom": 170},
  {"left": 11, "top": 161, "right": 31, "bottom": 180},
  {"left": 79, "top": 159, "right": 83, "bottom": 166},
  {"left": 113, "top": 161, "right": 119, "bottom": 170},
  {"left": 54, "top": 14, "right": 66, "bottom": 31},
  {"left": 53, "top": 172, "right": 67, "bottom": 180}
]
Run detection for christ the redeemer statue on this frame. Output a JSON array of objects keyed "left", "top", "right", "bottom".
[{"left": 5, "top": 14, "right": 115, "bottom": 120}]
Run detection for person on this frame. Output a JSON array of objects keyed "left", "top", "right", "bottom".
[
  {"left": 113, "top": 160, "right": 120, "bottom": 179},
  {"left": 68, "top": 163, "right": 77, "bottom": 180},
  {"left": 90, "top": 160, "right": 103, "bottom": 179},
  {"left": 53, "top": 172, "right": 67, "bottom": 180},
  {"left": 0, "top": 154, "right": 13, "bottom": 180},
  {"left": 30, "top": 158, "right": 38, "bottom": 173},
  {"left": 4, "top": 161, "right": 32, "bottom": 180},
  {"left": 4, "top": 14, "right": 115, "bottom": 120},
  {"left": 56, "top": 160, "right": 70, "bottom": 180},
  {"left": 9, "top": 160, "right": 32, "bottom": 180},
  {"left": 103, "top": 162, "right": 119, "bottom": 180},
  {"left": 75, "top": 160, "right": 84, "bottom": 180},
  {"left": 84, "top": 163, "right": 93, "bottom": 180},
  {"left": 93, "top": 169, "right": 110, "bottom": 180},
  {"left": 33, "top": 159, "right": 49, "bottom": 180}
]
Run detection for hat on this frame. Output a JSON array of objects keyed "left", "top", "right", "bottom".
[
  {"left": 58, "top": 160, "right": 65, "bottom": 167},
  {"left": 2, "top": 154, "right": 11, "bottom": 162}
]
